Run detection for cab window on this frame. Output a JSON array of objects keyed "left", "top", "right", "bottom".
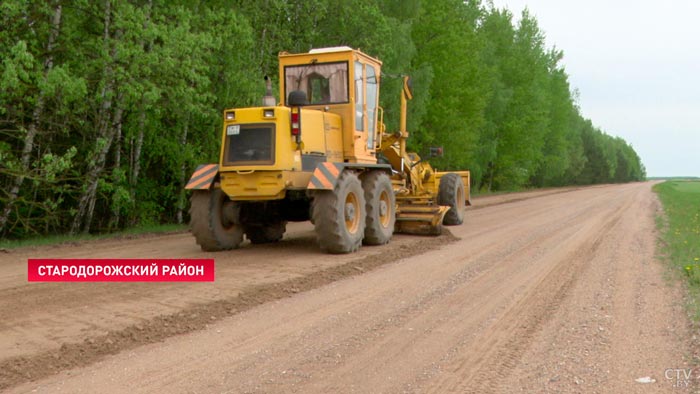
[
  {"left": 366, "top": 65, "right": 378, "bottom": 147},
  {"left": 355, "top": 61, "right": 364, "bottom": 131},
  {"left": 284, "top": 62, "right": 348, "bottom": 105}
]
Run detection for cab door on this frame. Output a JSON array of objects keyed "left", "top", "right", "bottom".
[{"left": 353, "top": 61, "right": 380, "bottom": 162}]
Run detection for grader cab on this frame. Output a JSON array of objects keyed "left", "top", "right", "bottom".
[{"left": 186, "top": 47, "right": 470, "bottom": 254}]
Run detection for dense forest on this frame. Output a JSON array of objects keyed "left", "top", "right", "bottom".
[{"left": 0, "top": 0, "right": 646, "bottom": 239}]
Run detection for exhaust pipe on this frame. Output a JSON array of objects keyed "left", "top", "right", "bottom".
[{"left": 262, "top": 75, "right": 276, "bottom": 107}]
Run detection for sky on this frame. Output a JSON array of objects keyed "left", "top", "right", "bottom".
[{"left": 489, "top": 0, "right": 700, "bottom": 177}]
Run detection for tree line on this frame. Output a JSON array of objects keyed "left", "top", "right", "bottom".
[{"left": 0, "top": 0, "right": 645, "bottom": 239}]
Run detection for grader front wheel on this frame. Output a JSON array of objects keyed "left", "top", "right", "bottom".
[
  {"left": 312, "top": 171, "right": 366, "bottom": 254},
  {"left": 189, "top": 189, "right": 244, "bottom": 251},
  {"left": 438, "top": 173, "right": 466, "bottom": 225}
]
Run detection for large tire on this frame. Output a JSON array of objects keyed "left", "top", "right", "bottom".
[
  {"left": 438, "top": 173, "right": 465, "bottom": 225},
  {"left": 189, "top": 189, "right": 244, "bottom": 251},
  {"left": 362, "top": 171, "right": 395, "bottom": 245},
  {"left": 245, "top": 222, "right": 286, "bottom": 244},
  {"left": 312, "top": 171, "right": 366, "bottom": 254}
]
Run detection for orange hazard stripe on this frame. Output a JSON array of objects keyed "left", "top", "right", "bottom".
[
  {"left": 186, "top": 176, "right": 215, "bottom": 190},
  {"left": 190, "top": 164, "right": 217, "bottom": 180},
  {"left": 316, "top": 171, "right": 334, "bottom": 189},
  {"left": 323, "top": 162, "right": 340, "bottom": 178},
  {"left": 308, "top": 163, "right": 340, "bottom": 190},
  {"left": 185, "top": 164, "right": 218, "bottom": 190}
]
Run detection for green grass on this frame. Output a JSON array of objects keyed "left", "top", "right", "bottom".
[
  {"left": 653, "top": 180, "right": 700, "bottom": 316},
  {"left": 648, "top": 176, "right": 700, "bottom": 181},
  {"left": 0, "top": 224, "right": 187, "bottom": 250}
]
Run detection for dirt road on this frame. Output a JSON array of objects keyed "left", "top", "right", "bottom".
[{"left": 1, "top": 183, "right": 694, "bottom": 393}]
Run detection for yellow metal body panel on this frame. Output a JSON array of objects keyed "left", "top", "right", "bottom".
[
  {"left": 218, "top": 107, "right": 297, "bottom": 172},
  {"left": 278, "top": 48, "right": 382, "bottom": 164},
  {"left": 298, "top": 109, "right": 344, "bottom": 162},
  {"left": 217, "top": 106, "right": 342, "bottom": 201},
  {"left": 219, "top": 170, "right": 312, "bottom": 201}
]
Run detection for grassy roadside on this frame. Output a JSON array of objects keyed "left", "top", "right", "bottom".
[
  {"left": 0, "top": 224, "right": 188, "bottom": 250},
  {"left": 653, "top": 180, "right": 700, "bottom": 317}
]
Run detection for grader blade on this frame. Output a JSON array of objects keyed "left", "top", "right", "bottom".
[{"left": 394, "top": 201, "right": 449, "bottom": 235}]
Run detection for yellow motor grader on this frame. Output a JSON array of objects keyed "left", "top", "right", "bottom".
[{"left": 186, "top": 47, "right": 470, "bottom": 254}]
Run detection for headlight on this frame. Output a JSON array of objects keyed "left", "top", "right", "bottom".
[{"left": 225, "top": 111, "right": 235, "bottom": 120}]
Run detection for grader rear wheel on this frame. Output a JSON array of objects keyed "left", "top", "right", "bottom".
[
  {"left": 438, "top": 173, "right": 465, "bottom": 225},
  {"left": 362, "top": 171, "right": 395, "bottom": 245},
  {"left": 312, "top": 171, "right": 366, "bottom": 254},
  {"left": 189, "top": 188, "right": 244, "bottom": 251}
]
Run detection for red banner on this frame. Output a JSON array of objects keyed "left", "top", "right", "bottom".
[{"left": 28, "top": 259, "right": 215, "bottom": 282}]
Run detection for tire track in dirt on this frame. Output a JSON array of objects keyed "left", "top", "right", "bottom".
[
  {"left": 0, "top": 232, "right": 458, "bottom": 390},
  {"left": 0, "top": 185, "right": 575, "bottom": 391},
  {"left": 497, "top": 182, "right": 694, "bottom": 393},
  {"left": 263, "top": 200, "right": 612, "bottom": 393},
  {"left": 423, "top": 201, "right": 627, "bottom": 394},
  {"left": 3, "top": 183, "right": 689, "bottom": 394},
  {"left": 139, "top": 186, "right": 627, "bottom": 393},
  {"left": 0, "top": 186, "right": 581, "bottom": 366},
  {"left": 0, "top": 185, "right": 619, "bottom": 392}
]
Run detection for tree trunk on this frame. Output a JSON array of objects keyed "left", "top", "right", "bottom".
[
  {"left": 128, "top": 0, "right": 152, "bottom": 226},
  {"left": 85, "top": 100, "right": 124, "bottom": 233},
  {"left": 130, "top": 101, "right": 146, "bottom": 192},
  {"left": 70, "top": 0, "right": 117, "bottom": 234},
  {"left": 70, "top": 91, "right": 115, "bottom": 234},
  {"left": 176, "top": 118, "right": 190, "bottom": 224},
  {"left": 0, "top": 1, "right": 62, "bottom": 234},
  {"left": 108, "top": 99, "right": 124, "bottom": 230}
]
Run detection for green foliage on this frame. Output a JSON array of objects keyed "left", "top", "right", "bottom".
[
  {"left": 0, "top": 0, "right": 646, "bottom": 239},
  {"left": 410, "top": 0, "right": 488, "bottom": 176}
]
